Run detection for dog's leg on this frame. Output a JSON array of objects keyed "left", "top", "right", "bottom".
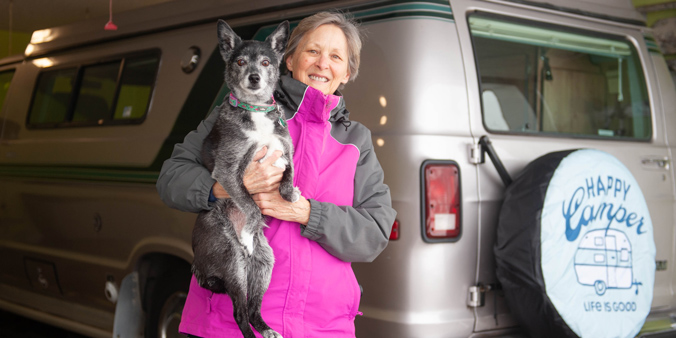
[
  {"left": 223, "top": 258, "right": 257, "bottom": 338},
  {"left": 213, "top": 145, "right": 263, "bottom": 255},
  {"left": 247, "top": 228, "right": 282, "bottom": 338},
  {"left": 278, "top": 140, "right": 300, "bottom": 203}
]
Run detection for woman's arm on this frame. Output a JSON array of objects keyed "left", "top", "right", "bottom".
[
  {"left": 301, "top": 140, "right": 396, "bottom": 263},
  {"left": 157, "top": 106, "right": 286, "bottom": 212},
  {"left": 156, "top": 108, "right": 219, "bottom": 213}
]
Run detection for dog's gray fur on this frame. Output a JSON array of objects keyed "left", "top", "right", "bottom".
[{"left": 191, "top": 20, "right": 297, "bottom": 338}]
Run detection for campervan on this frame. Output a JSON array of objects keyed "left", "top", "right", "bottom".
[
  {"left": 1, "top": 0, "right": 675, "bottom": 337},
  {"left": 575, "top": 229, "right": 635, "bottom": 296}
]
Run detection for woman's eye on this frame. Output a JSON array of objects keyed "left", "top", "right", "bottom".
[
  {"left": 237, "top": 59, "right": 246, "bottom": 66},
  {"left": 309, "top": 50, "right": 318, "bottom": 54},
  {"left": 261, "top": 60, "right": 270, "bottom": 66},
  {"left": 332, "top": 55, "right": 342, "bottom": 60}
]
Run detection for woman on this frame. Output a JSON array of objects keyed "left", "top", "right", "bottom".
[{"left": 157, "top": 11, "right": 396, "bottom": 337}]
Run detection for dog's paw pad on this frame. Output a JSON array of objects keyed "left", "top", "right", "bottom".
[{"left": 262, "top": 330, "right": 283, "bottom": 338}]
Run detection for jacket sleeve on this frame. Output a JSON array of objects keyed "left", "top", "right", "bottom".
[
  {"left": 300, "top": 128, "right": 397, "bottom": 262},
  {"left": 156, "top": 107, "right": 219, "bottom": 213}
]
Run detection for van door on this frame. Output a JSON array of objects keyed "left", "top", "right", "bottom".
[{"left": 451, "top": 0, "right": 675, "bottom": 332}]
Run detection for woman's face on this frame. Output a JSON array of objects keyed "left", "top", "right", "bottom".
[{"left": 286, "top": 24, "right": 350, "bottom": 95}]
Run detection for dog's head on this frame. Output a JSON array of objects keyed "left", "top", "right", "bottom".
[{"left": 217, "top": 20, "right": 290, "bottom": 104}]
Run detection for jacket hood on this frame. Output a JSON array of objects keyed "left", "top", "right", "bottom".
[{"left": 275, "top": 74, "right": 351, "bottom": 122}]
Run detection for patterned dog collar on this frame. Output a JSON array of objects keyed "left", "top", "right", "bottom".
[{"left": 229, "top": 93, "right": 276, "bottom": 113}]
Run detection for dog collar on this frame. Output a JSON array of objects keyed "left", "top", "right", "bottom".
[{"left": 229, "top": 93, "right": 276, "bottom": 113}]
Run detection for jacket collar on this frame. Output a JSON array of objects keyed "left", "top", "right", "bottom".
[{"left": 275, "top": 74, "right": 350, "bottom": 122}]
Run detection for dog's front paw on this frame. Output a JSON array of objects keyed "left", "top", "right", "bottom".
[
  {"left": 280, "top": 186, "right": 301, "bottom": 203},
  {"left": 291, "top": 187, "right": 301, "bottom": 203},
  {"left": 262, "top": 329, "right": 283, "bottom": 338}
]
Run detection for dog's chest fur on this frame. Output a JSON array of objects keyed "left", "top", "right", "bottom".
[{"left": 246, "top": 111, "right": 279, "bottom": 145}]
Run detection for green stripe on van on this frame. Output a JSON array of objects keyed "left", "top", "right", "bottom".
[
  {"left": 253, "top": 1, "right": 453, "bottom": 40},
  {"left": 644, "top": 35, "right": 662, "bottom": 54},
  {"left": 0, "top": 166, "right": 159, "bottom": 183}
]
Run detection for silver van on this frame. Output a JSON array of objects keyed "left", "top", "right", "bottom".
[{"left": 1, "top": 0, "right": 675, "bottom": 337}]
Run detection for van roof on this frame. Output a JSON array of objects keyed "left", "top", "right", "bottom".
[
  {"left": 25, "top": 0, "right": 646, "bottom": 58},
  {"left": 496, "top": 0, "right": 645, "bottom": 25}
]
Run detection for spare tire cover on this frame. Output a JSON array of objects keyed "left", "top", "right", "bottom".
[{"left": 495, "top": 149, "right": 656, "bottom": 338}]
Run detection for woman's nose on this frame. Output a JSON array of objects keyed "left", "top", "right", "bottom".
[{"left": 315, "top": 53, "right": 329, "bottom": 69}]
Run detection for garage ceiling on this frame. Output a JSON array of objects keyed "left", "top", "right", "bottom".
[{"left": 0, "top": 0, "right": 180, "bottom": 33}]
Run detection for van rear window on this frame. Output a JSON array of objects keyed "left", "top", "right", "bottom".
[
  {"left": 27, "top": 51, "right": 160, "bottom": 128},
  {"left": 469, "top": 13, "right": 651, "bottom": 140}
]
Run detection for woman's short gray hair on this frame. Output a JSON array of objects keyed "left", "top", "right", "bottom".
[{"left": 284, "top": 11, "right": 363, "bottom": 81}]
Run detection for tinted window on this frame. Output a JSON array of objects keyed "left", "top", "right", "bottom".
[
  {"left": 28, "top": 51, "right": 159, "bottom": 128},
  {"left": 73, "top": 61, "right": 120, "bottom": 123},
  {"left": 0, "top": 70, "right": 15, "bottom": 111},
  {"left": 469, "top": 14, "right": 651, "bottom": 140},
  {"left": 114, "top": 56, "right": 160, "bottom": 120},
  {"left": 29, "top": 68, "right": 77, "bottom": 125}
]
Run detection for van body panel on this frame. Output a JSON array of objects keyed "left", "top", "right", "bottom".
[
  {"left": 345, "top": 15, "right": 478, "bottom": 337},
  {"left": 1, "top": 24, "right": 216, "bottom": 167}
]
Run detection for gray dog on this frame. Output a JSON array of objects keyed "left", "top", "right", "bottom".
[{"left": 191, "top": 20, "right": 298, "bottom": 338}]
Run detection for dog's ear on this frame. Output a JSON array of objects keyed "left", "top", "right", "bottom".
[
  {"left": 217, "top": 19, "right": 241, "bottom": 61},
  {"left": 265, "top": 21, "right": 290, "bottom": 63}
]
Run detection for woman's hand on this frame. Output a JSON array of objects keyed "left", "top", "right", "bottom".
[
  {"left": 211, "top": 147, "right": 285, "bottom": 198},
  {"left": 253, "top": 191, "right": 311, "bottom": 225}
]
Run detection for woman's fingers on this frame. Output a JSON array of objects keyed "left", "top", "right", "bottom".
[
  {"left": 243, "top": 148, "right": 285, "bottom": 194},
  {"left": 253, "top": 146, "right": 268, "bottom": 162},
  {"left": 253, "top": 191, "right": 311, "bottom": 224}
]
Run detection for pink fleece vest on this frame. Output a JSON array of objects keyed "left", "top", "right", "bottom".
[{"left": 179, "top": 86, "right": 362, "bottom": 337}]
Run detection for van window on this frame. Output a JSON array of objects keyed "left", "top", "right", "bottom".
[
  {"left": 73, "top": 61, "right": 120, "bottom": 123},
  {"left": 0, "top": 70, "right": 15, "bottom": 111},
  {"left": 469, "top": 13, "right": 651, "bottom": 140},
  {"left": 27, "top": 51, "right": 159, "bottom": 128}
]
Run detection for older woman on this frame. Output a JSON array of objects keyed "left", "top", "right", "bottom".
[{"left": 157, "top": 11, "right": 396, "bottom": 337}]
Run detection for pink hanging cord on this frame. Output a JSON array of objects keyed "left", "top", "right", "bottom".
[{"left": 104, "top": 0, "right": 118, "bottom": 30}]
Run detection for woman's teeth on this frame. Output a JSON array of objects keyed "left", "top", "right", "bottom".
[{"left": 309, "top": 75, "right": 328, "bottom": 82}]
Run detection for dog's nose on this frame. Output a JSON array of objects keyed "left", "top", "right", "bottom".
[{"left": 249, "top": 74, "right": 260, "bottom": 84}]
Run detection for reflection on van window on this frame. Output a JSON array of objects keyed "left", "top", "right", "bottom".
[
  {"left": 29, "top": 68, "right": 77, "bottom": 125},
  {"left": 0, "top": 70, "right": 15, "bottom": 110},
  {"left": 27, "top": 51, "right": 159, "bottom": 128},
  {"left": 470, "top": 14, "right": 651, "bottom": 140}
]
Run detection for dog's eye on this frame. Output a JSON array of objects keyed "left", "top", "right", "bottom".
[
  {"left": 237, "top": 59, "right": 246, "bottom": 66},
  {"left": 261, "top": 60, "right": 270, "bottom": 67}
]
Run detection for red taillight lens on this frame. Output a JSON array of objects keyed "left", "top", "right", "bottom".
[
  {"left": 389, "top": 219, "right": 400, "bottom": 240},
  {"left": 423, "top": 162, "right": 461, "bottom": 241}
]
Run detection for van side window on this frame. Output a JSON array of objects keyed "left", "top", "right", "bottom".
[
  {"left": 27, "top": 51, "right": 160, "bottom": 128},
  {"left": 29, "top": 68, "right": 77, "bottom": 125},
  {"left": 469, "top": 14, "right": 651, "bottom": 140},
  {"left": 0, "top": 70, "right": 15, "bottom": 110}
]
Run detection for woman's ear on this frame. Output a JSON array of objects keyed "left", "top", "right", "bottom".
[
  {"left": 285, "top": 55, "right": 294, "bottom": 72},
  {"left": 341, "top": 72, "right": 350, "bottom": 84}
]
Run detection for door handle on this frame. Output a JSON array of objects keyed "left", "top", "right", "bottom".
[{"left": 641, "top": 157, "right": 670, "bottom": 170}]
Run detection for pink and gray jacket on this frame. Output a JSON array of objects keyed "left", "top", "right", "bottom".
[{"left": 156, "top": 75, "right": 396, "bottom": 337}]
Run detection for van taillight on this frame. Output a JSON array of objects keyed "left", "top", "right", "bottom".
[
  {"left": 422, "top": 162, "right": 461, "bottom": 242},
  {"left": 390, "top": 219, "right": 400, "bottom": 240}
]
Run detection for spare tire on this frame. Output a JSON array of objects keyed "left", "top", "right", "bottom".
[{"left": 495, "top": 149, "right": 656, "bottom": 338}]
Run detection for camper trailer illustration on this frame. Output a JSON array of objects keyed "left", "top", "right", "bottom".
[{"left": 574, "top": 229, "right": 642, "bottom": 295}]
